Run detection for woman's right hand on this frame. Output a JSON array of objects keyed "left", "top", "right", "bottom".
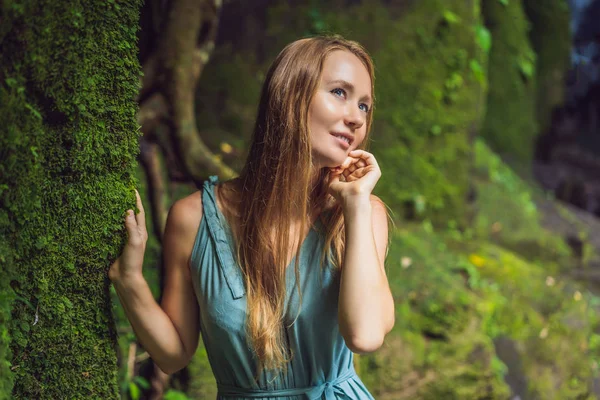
[{"left": 109, "top": 189, "right": 148, "bottom": 282}]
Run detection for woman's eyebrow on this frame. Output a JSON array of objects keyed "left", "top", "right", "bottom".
[{"left": 327, "top": 79, "right": 372, "bottom": 103}]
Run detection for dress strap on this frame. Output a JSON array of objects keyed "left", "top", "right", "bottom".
[
  {"left": 217, "top": 368, "right": 358, "bottom": 399},
  {"left": 202, "top": 175, "right": 246, "bottom": 299}
]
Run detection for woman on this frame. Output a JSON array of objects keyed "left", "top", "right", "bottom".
[{"left": 110, "top": 35, "right": 395, "bottom": 399}]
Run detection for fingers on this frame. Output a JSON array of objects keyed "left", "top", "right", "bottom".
[
  {"left": 333, "top": 151, "right": 375, "bottom": 179},
  {"left": 122, "top": 189, "right": 147, "bottom": 248},
  {"left": 124, "top": 209, "right": 138, "bottom": 237},
  {"left": 341, "top": 157, "right": 365, "bottom": 176},
  {"left": 349, "top": 149, "right": 379, "bottom": 171},
  {"left": 134, "top": 189, "right": 146, "bottom": 231}
]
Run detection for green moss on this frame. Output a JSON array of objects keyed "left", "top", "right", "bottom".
[
  {"left": 0, "top": 80, "right": 32, "bottom": 400},
  {"left": 472, "top": 139, "right": 573, "bottom": 266},
  {"left": 465, "top": 242, "right": 598, "bottom": 399},
  {"left": 355, "top": 226, "right": 511, "bottom": 398},
  {"left": 1, "top": 0, "right": 142, "bottom": 398},
  {"left": 354, "top": 216, "right": 597, "bottom": 398},
  {"left": 522, "top": 0, "right": 570, "bottom": 134},
  {"left": 481, "top": 0, "right": 538, "bottom": 160}
]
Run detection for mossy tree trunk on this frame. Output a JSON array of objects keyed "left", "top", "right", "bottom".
[
  {"left": 0, "top": 1, "right": 142, "bottom": 398},
  {"left": 481, "top": 0, "right": 538, "bottom": 160},
  {"left": 522, "top": 0, "right": 571, "bottom": 134}
]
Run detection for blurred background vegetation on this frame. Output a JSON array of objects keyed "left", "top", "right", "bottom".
[{"left": 5, "top": 0, "right": 600, "bottom": 399}]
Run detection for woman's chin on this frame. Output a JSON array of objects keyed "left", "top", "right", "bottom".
[
  {"left": 312, "top": 150, "right": 349, "bottom": 169},
  {"left": 326, "top": 154, "right": 349, "bottom": 168}
]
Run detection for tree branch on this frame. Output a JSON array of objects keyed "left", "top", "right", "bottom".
[{"left": 156, "top": 0, "right": 236, "bottom": 181}]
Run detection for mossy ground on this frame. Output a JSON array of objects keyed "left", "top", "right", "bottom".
[{"left": 353, "top": 140, "right": 599, "bottom": 399}]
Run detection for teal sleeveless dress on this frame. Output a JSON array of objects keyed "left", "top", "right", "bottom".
[{"left": 189, "top": 176, "right": 375, "bottom": 400}]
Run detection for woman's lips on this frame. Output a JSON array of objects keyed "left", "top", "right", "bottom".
[{"left": 331, "top": 133, "right": 350, "bottom": 149}]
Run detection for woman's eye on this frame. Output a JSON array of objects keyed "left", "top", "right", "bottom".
[
  {"left": 359, "top": 103, "right": 370, "bottom": 112},
  {"left": 331, "top": 88, "right": 346, "bottom": 97}
]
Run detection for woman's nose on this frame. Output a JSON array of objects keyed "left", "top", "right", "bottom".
[{"left": 344, "top": 105, "right": 365, "bottom": 129}]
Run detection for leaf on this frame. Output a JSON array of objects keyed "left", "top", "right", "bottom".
[
  {"left": 443, "top": 10, "right": 461, "bottom": 24},
  {"left": 24, "top": 103, "right": 42, "bottom": 120},
  {"left": 475, "top": 25, "right": 491, "bottom": 53},
  {"left": 498, "top": 0, "right": 509, "bottom": 5},
  {"left": 164, "top": 390, "right": 191, "bottom": 400},
  {"left": 129, "top": 382, "right": 140, "bottom": 400},
  {"left": 517, "top": 58, "right": 534, "bottom": 80},
  {"left": 470, "top": 59, "right": 485, "bottom": 84},
  {"left": 133, "top": 376, "right": 150, "bottom": 390}
]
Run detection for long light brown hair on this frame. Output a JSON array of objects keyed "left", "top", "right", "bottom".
[{"left": 223, "top": 36, "right": 377, "bottom": 374}]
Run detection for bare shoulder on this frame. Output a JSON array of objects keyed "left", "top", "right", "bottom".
[
  {"left": 168, "top": 190, "right": 203, "bottom": 234},
  {"left": 369, "top": 194, "right": 385, "bottom": 207},
  {"left": 369, "top": 194, "right": 388, "bottom": 220},
  {"left": 369, "top": 194, "right": 389, "bottom": 229},
  {"left": 164, "top": 190, "right": 203, "bottom": 270}
]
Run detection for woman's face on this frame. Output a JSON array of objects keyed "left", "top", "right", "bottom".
[{"left": 308, "top": 50, "right": 372, "bottom": 169}]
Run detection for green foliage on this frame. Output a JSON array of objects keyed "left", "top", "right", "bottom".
[{"left": 1, "top": 0, "right": 142, "bottom": 398}]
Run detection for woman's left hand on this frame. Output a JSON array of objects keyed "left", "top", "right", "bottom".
[{"left": 327, "top": 149, "right": 381, "bottom": 205}]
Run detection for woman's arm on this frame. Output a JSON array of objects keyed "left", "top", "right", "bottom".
[
  {"left": 338, "top": 194, "right": 394, "bottom": 354},
  {"left": 327, "top": 149, "right": 394, "bottom": 354},
  {"left": 110, "top": 192, "right": 201, "bottom": 374}
]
